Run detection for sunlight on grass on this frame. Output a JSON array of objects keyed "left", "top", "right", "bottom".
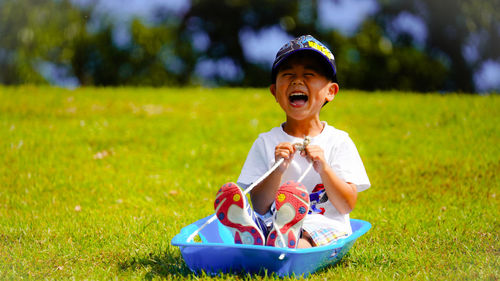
[{"left": 0, "top": 86, "right": 498, "bottom": 280}]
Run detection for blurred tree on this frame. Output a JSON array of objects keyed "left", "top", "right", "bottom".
[
  {"left": 71, "top": 20, "right": 180, "bottom": 86},
  {"left": 179, "top": 0, "right": 449, "bottom": 90},
  {"left": 0, "top": 0, "right": 87, "bottom": 84},
  {"left": 323, "top": 20, "right": 447, "bottom": 91},
  {"left": 375, "top": 0, "right": 500, "bottom": 92},
  {"left": 0, "top": 0, "right": 183, "bottom": 86},
  {"left": 1, "top": 0, "right": 496, "bottom": 92},
  {"left": 177, "top": 0, "right": 319, "bottom": 87}
]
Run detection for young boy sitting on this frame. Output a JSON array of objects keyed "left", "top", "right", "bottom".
[{"left": 214, "top": 35, "right": 370, "bottom": 248}]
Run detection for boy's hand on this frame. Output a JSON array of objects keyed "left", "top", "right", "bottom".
[
  {"left": 275, "top": 142, "right": 296, "bottom": 173},
  {"left": 303, "top": 145, "right": 329, "bottom": 174}
]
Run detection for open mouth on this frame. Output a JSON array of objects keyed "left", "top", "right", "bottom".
[{"left": 289, "top": 93, "right": 308, "bottom": 107}]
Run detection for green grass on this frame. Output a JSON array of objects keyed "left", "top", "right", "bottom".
[{"left": 0, "top": 86, "right": 498, "bottom": 280}]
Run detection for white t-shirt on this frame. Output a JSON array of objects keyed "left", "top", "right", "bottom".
[{"left": 237, "top": 122, "right": 370, "bottom": 234}]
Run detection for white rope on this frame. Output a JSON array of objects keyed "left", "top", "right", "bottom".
[
  {"left": 243, "top": 135, "right": 312, "bottom": 195},
  {"left": 269, "top": 162, "right": 310, "bottom": 248},
  {"left": 272, "top": 137, "right": 313, "bottom": 248},
  {"left": 243, "top": 158, "right": 284, "bottom": 196},
  {"left": 297, "top": 161, "right": 314, "bottom": 183},
  {"left": 187, "top": 159, "right": 284, "bottom": 242},
  {"left": 187, "top": 136, "right": 312, "bottom": 243}
]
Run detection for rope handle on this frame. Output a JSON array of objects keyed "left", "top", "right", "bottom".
[
  {"left": 187, "top": 136, "right": 313, "bottom": 242},
  {"left": 243, "top": 136, "right": 312, "bottom": 196}
]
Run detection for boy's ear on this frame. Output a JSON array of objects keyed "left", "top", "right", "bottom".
[
  {"left": 325, "top": 82, "right": 339, "bottom": 102},
  {"left": 270, "top": 84, "right": 277, "bottom": 100}
]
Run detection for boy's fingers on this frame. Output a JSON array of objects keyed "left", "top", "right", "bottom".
[
  {"left": 283, "top": 143, "right": 296, "bottom": 153},
  {"left": 276, "top": 143, "right": 295, "bottom": 156},
  {"left": 304, "top": 145, "right": 322, "bottom": 161},
  {"left": 275, "top": 151, "right": 287, "bottom": 160},
  {"left": 275, "top": 149, "right": 289, "bottom": 159}
]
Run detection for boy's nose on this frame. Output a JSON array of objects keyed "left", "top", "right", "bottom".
[{"left": 291, "top": 78, "right": 304, "bottom": 85}]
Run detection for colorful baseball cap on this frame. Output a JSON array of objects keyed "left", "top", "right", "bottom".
[{"left": 271, "top": 35, "right": 337, "bottom": 83}]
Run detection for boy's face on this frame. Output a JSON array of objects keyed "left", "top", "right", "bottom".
[{"left": 270, "top": 53, "right": 338, "bottom": 122}]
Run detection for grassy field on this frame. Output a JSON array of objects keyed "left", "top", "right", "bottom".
[{"left": 0, "top": 86, "right": 498, "bottom": 280}]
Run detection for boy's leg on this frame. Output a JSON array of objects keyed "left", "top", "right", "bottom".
[
  {"left": 298, "top": 231, "right": 315, "bottom": 248},
  {"left": 214, "top": 182, "right": 265, "bottom": 245},
  {"left": 252, "top": 202, "right": 276, "bottom": 238},
  {"left": 266, "top": 181, "right": 310, "bottom": 248}
]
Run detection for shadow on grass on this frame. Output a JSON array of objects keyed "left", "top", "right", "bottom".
[
  {"left": 119, "top": 245, "right": 351, "bottom": 280},
  {"left": 118, "top": 246, "right": 193, "bottom": 279},
  {"left": 307, "top": 252, "right": 352, "bottom": 276},
  {"left": 118, "top": 247, "right": 270, "bottom": 279}
]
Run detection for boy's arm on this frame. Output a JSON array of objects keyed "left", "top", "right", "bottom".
[
  {"left": 250, "top": 169, "right": 283, "bottom": 215},
  {"left": 250, "top": 142, "right": 295, "bottom": 215},
  {"left": 318, "top": 166, "right": 357, "bottom": 214},
  {"left": 305, "top": 145, "right": 357, "bottom": 214}
]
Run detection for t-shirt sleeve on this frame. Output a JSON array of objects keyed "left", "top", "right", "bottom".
[
  {"left": 237, "top": 137, "right": 270, "bottom": 189},
  {"left": 330, "top": 135, "right": 371, "bottom": 192}
]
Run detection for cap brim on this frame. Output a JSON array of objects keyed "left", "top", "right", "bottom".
[{"left": 271, "top": 48, "right": 337, "bottom": 83}]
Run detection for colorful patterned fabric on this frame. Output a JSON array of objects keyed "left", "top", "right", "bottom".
[{"left": 303, "top": 225, "right": 349, "bottom": 247}]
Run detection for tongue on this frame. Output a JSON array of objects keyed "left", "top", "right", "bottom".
[{"left": 291, "top": 99, "right": 306, "bottom": 107}]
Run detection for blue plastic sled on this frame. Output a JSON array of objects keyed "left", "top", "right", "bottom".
[{"left": 171, "top": 215, "right": 371, "bottom": 277}]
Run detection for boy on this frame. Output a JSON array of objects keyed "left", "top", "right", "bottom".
[{"left": 214, "top": 35, "right": 370, "bottom": 248}]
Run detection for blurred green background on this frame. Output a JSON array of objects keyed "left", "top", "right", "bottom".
[{"left": 1, "top": 0, "right": 499, "bottom": 93}]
